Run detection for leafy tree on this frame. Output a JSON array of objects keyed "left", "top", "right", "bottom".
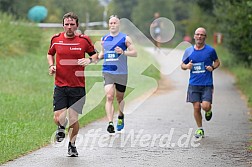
[
  {"left": 196, "top": 0, "right": 214, "bottom": 15},
  {"left": 0, "top": 0, "right": 104, "bottom": 24},
  {"left": 131, "top": 0, "right": 174, "bottom": 37},
  {"left": 0, "top": 0, "right": 15, "bottom": 13},
  {"left": 214, "top": 0, "right": 252, "bottom": 64},
  {"left": 172, "top": 0, "right": 195, "bottom": 41},
  {"left": 109, "top": 0, "right": 138, "bottom": 20},
  {"left": 0, "top": 0, "right": 38, "bottom": 19}
]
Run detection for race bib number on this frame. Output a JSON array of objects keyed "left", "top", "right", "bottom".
[
  {"left": 192, "top": 62, "right": 205, "bottom": 73},
  {"left": 104, "top": 51, "right": 119, "bottom": 61}
]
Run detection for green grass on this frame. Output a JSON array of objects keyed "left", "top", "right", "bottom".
[
  {"left": 0, "top": 27, "right": 160, "bottom": 164},
  {"left": 215, "top": 46, "right": 252, "bottom": 108},
  {"left": 0, "top": 52, "right": 55, "bottom": 163},
  {"left": 0, "top": 12, "right": 42, "bottom": 57},
  {"left": 231, "top": 68, "right": 252, "bottom": 106}
]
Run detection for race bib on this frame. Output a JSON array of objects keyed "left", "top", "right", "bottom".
[
  {"left": 104, "top": 51, "right": 119, "bottom": 61},
  {"left": 192, "top": 62, "right": 205, "bottom": 73}
]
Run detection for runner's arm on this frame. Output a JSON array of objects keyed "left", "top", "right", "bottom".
[
  {"left": 124, "top": 36, "right": 137, "bottom": 57},
  {"left": 212, "top": 59, "right": 220, "bottom": 70},
  {"left": 181, "top": 60, "right": 193, "bottom": 70},
  {"left": 47, "top": 54, "right": 56, "bottom": 75},
  {"left": 98, "top": 46, "right": 104, "bottom": 59}
]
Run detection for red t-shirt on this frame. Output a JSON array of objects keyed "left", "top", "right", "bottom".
[{"left": 48, "top": 32, "right": 95, "bottom": 87}]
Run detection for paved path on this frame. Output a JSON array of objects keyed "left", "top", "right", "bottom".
[{"left": 2, "top": 48, "right": 252, "bottom": 167}]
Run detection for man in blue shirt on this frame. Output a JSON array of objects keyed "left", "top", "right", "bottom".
[
  {"left": 98, "top": 15, "right": 137, "bottom": 134},
  {"left": 181, "top": 27, "right": 220, "bottom": 138}
]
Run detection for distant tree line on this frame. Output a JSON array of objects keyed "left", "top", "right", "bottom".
[
  {"left": 0, "top": 0, "right": 251, "bottom": 64},
  {"left": 0, "top": 0, "right": 104, "bottom": 23}
]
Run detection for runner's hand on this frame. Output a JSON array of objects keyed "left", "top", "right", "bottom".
[
  {"left": 115, "top": 46, "right": 124, "bottom": 54},
  {"left": 78, "top": 58, "right": 91, "bottom": 66},
  {"left": 205, "top": 65, "right": 214, "bottom": 71},
  {"left": 187, "top": 60, "right": 193, "bottom": 70},
  {"left": 49, "top": 65, "right": 56, "bottom": 75}
]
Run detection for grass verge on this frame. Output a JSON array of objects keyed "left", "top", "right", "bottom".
[{"left": 215, "top": 45, "right": 252, "bottom": 150}]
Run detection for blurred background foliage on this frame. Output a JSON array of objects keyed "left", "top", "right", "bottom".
[{"left": 0, "top": 0, "right": 251, "bottom": 64}]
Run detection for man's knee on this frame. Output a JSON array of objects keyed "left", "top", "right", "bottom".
[
  {"left": 202, "top": 102, "right": 211, "bottom": 111},
  {"left": 53, "top": 109, "right": 66, "bottom": 124},
  {"left": 106, "top": 93, "right": 114, "bottom": 102}
]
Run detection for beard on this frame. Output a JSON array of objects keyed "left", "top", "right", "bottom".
[{"left": 66, "top": 30, "right": 75, "bottom": 38}]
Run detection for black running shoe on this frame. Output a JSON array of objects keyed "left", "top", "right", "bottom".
[
  {"left": 68, "top": 142, "right": 78, "bottom": 157},
  {"left": 205, "top": 110, "right": 212, "bottom": 121},
  {"left": 55, "top": 126, "right": 65, "bottom": 142},
  {"left": 55, "top": 118, "right": 68, "bottom": 142},
  {"left": 107, "top": 122, "right": 115, "bottom": 133}
]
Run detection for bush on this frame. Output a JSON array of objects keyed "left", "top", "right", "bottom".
[{"left": 0, "top": 12, "right": 42, "bottom": 57}]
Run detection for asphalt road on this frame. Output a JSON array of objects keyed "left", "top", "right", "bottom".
[{"left": 2, "top": 48, "right": 252, "bottom": 167}]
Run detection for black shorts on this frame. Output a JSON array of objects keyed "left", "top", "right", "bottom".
[
  {"left": 53, "top": 86, "right": 86, "bottom": 114},
  {"left": 102, "top": 72, "right": 128, "bottom": 92}
]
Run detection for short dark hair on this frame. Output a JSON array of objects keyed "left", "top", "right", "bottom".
[{"left": 62, "top": 12, "right": 79, "bottom": 26}]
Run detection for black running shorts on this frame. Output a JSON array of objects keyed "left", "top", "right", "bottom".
[{"left": 53, "top": 86, "right": 86, "bottom": 114}]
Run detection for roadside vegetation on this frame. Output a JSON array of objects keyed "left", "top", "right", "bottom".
[
  {"left": 215, "top": 46, "right": 252, "bottom": 109},
  {"left": 215, "top": 45, "right": 252, "bottom": 150}
]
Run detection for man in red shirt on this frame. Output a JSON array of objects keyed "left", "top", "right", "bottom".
[{"left": 47, "top": 12, "right": 98, "bottom": 157}]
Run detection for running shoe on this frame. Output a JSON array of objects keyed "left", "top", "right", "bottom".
[
  {"left": 107, "top": 122, "right": 115, "bottom": 133},
  {"left": 68, "top": 142, "right": 78, "bottom": 157},
  {"left": 117, "top": 115, "right": 124, "bottom": 131},
  {"left": 205, "top": 110, "right": 212, "bottom": 121},
  {"left": 194, "top": 128, "right": 204, "bottom": 138},
  {"left": 55, "top": 118, "right": 68, "bottom": 142}
]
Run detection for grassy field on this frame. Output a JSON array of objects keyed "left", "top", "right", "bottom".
[{"left": 0, "top": 27, "right": 160, "bottom": 164}]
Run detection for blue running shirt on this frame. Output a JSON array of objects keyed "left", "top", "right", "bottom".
[{"left": 182, "top": 45, "right": 218, "bottom": 86}]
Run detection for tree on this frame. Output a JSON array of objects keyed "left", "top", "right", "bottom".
[
  {"left": 0, "top": 0, "right": 104, "bottom": 24},
  {"left": 0, "top": 0, "right": 15, "bottom": 13},
  {"left": 131, "top": 0, "right": 174, "bottom": 37},
  {"left": 196, "top": 0, "right": 214, "bottom": 15},
  {"left": 214, "top": 0, "right": 252, "bottom": 64},
  {"left": 109, "top": 0, "right": 138, "bottom": 20}
]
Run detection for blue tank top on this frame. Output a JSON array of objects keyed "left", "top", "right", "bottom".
[{"left": 101, "top": 32, "right": 127, "bottom": 74}]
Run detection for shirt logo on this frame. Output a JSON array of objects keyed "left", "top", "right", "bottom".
[{"left": 70, "top": 47, "right": 82, "bottom": 51}]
